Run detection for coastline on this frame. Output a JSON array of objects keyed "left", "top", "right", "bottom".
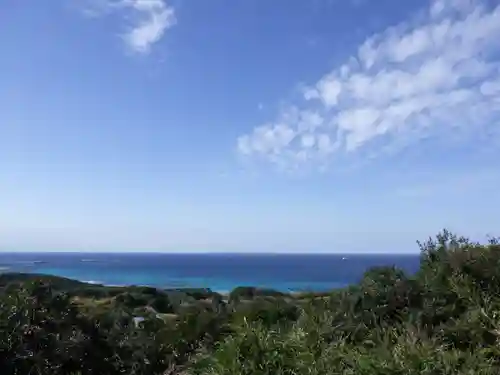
[
  {"left": 0, "top": 272, "right": 337, "bottom": 299},
  {"left": 0, "top": 269, "right": 348, "bottom": 293}
]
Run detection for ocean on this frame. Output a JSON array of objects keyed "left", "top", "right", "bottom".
[{"left": 0, "top": 252, "right": 421, "bottom": 292}]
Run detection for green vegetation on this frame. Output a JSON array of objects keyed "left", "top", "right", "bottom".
[{"left": 1, "top": 230, "right": 500, "bottom": 374}]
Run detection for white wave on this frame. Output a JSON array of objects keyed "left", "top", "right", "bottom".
[
  {"left": 11, "top": 260, "right": 45, "bottom": 266},
  {"left": 82, "top": 280, "right": 103, "bottom": 285}
]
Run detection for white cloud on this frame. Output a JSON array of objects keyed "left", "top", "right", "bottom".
[
  {"left": 122, "top": 0, "right": 176, "bottom": 54},
  {"left": 481, "top": 78, "right": 500, "bottom": 97},
  {"left": 85, "top": 0, "right": 176, "bottom": 54},
  {"left": 237, "top": 0, "right": 500, "bottom": 170}
]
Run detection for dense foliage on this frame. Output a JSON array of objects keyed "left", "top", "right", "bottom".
[{"left": 1, "top": 230, "right": 500, "bottom": 374}]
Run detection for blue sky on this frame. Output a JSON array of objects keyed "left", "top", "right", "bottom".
[{"left": 1, "top": 0, "right": 499, "bottom": 253}]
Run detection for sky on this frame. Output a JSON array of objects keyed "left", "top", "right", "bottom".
[{"left": 1, "top": 0, "right": 499, "bottom": 253}]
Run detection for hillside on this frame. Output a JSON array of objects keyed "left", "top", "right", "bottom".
[{"left": 1, "top": 230, "right": 500, "bottom": 374}]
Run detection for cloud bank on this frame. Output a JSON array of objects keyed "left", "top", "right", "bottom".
[{"left": 237, "top": 0, "right": 500, "bottom": 171}]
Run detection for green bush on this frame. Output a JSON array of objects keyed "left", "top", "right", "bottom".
[
  {"left": 229, "top": 286, "right": 285, "bottom": 302},
  {"left": 151, "top": 294, "right": 174, "bottom": 313}
]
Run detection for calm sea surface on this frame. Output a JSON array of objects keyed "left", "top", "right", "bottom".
[{"left": 0, "top": 252, "right": 421, "bottom": 292}]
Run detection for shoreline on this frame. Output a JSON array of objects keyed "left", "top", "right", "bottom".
[{"left": 0, "top": 272, "right": 342, "bottom": 295}]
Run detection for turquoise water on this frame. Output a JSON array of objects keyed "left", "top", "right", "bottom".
[{"left": 0, "top": 252, "right": 420, "bottom": 292}]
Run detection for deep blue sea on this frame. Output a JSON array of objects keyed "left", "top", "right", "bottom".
[{"left": 0, "top": 253, "right": 421, "bottom": 292}]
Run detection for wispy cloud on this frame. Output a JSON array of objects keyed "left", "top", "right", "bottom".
[
  {"left": 237, "top": 0, "right": 500, "bottom": 171},
  {"left": 84, "top": 0, "right": 176, "bottom": 54},
  {"left": 121, "top": 0, "right": 176, "bottom": 54}
]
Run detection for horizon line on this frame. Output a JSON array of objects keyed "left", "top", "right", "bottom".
[{"left": 0, "top": 250, "right": 421, "bottom": 255}]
